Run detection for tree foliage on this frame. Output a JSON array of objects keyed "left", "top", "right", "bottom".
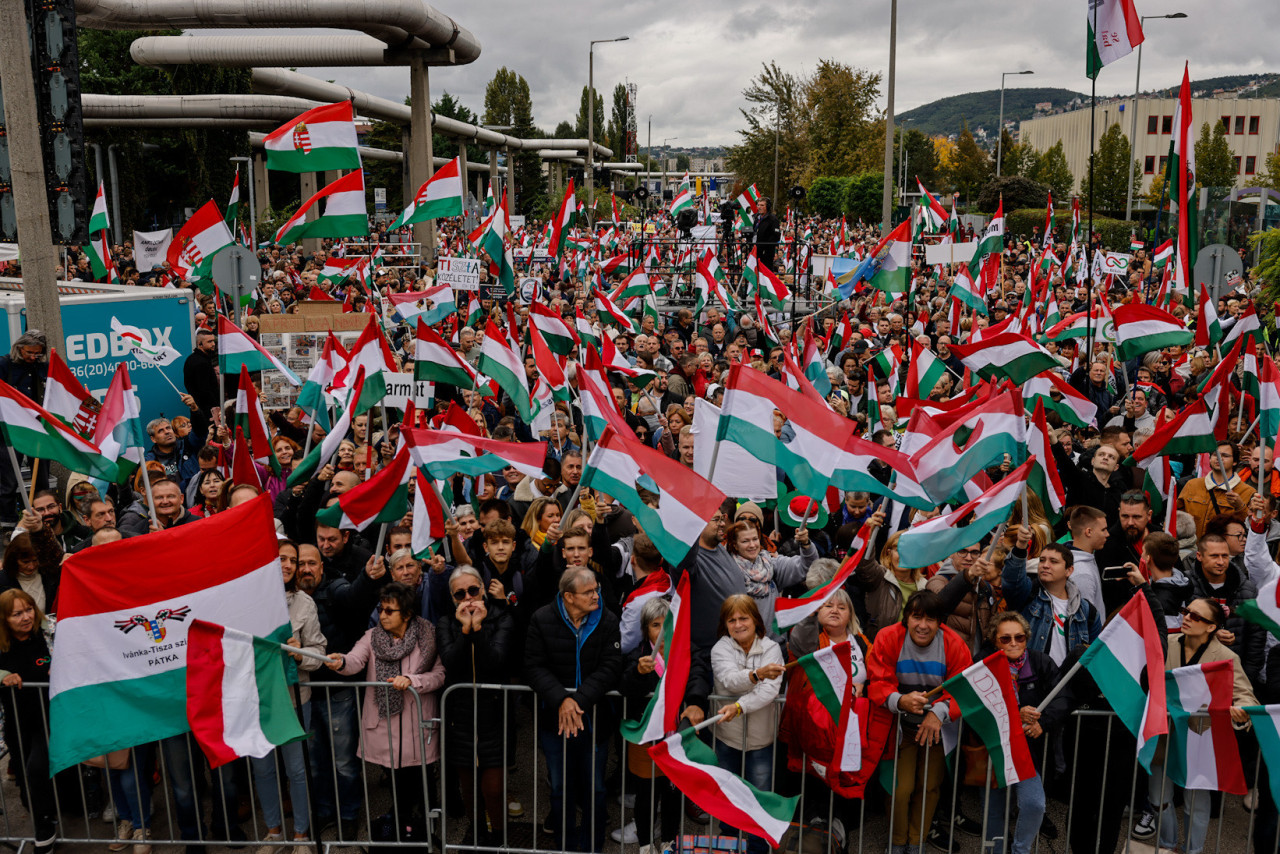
[
  {"left": 364, "top": 117, "right": 405, "bottom": 217},
  {"left": 1195, "top": 121, "right": 1238, "bottom": 190},
  {"left": 608, "top": 83, "right": 630, "bottom": 160},
  {"left": 1030, "top": 141, "right": 1075, "bottom": 200},
  {"left": 726, "top": 62, "right": 805, "bottom": 203},
  {"left": 432, "top": 92, "right": 477, "bottom": 160},
  {"left": 1079, "top": 122, "right": 1139, "bottom": 216},
  {"left": 575, "top": 86, "right": 606, "bottom": 146},
  {"left": 484, "top": 68, "right": 546, "bottom": 216},
  {"left": 798, "top": 60, "right": 884, "bottom": 184},
  {"left": 947, "top": 121, "right": 991, "bottom": 203},
  {"left": 975, "top": 176, "right": 1049, "bottom": 214},
  {"left": 807, "top": 177, "right": 849, "bottom": 219},
  {"left": 1259, "top": 153, "right": 1280, "bottom": 193},
  {"left": 902, "top": 129, "right": 941, "bottom": 192},
  {"left": 846, "top": 173, "right": 887, "bottom": 222}
]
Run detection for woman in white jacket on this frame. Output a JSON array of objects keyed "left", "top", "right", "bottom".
[{"left": 711, "top": 594, "right": 786, "bottom": 854}]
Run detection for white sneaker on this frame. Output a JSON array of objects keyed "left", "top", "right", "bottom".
[
  {"left": 131, "top": 826, "right": 152, "bottom": 854},
  {"left": 508, "top": 800, "right": 525, "bottom": 818},
  {"left": 255, "top": 830, "right": 284, "bottom": 854},
  {"left": 611, "top": 821, "right": 638, "bottom": 844},
  {"left": 108, "top": 820, "right": 134, "bottom": 852},
  {"left": 102, "top": 804, "right": 116, "bottom": 823}
]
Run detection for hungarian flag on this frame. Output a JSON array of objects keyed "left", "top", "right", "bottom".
[
  {"left": 793, "top": 639, "right": 867, "bottom": 781},
  {"left": 405, "top": 428, "right": 547, "bottom": 481},
  {"left": 717, "top": 363, "right": 854, "bottom": 499},
  {"left": 1079, "top": 593, "right": 1167, "bottom": 769},
  {"left": 469, "top": 190, "right": 516, "bottom": 293},
  {"left": 263, "top": 101, "right": 361, "bottom": 172},
  {"left": 528, "top": 321, "right": 570, "bottom": 401},
  {"left": 916, "top": 178, "right": 949, "bottom": 231},
  {"left": 288, "top": 369, "right": 365, "bottom": 487},
  {"left": 187, "top": 619, "right": 308, "bottom": 768},
  {"left": 331, "top": 318, "right": 395, "bottom": 415},
  {"left": 968, "top": 200, "right": 1005, "bottom": 278},
  {"left": 548, "top": 179, "right": 577, "bottom": 259},
  {"left": 1247, "top": 706, "right": 1280, "bottom": 813},
  {"left": 905, "top": 337, "right": 947, "bottom": 399},
  {"left": 89, "top": 179, "right": 110, "bottom": 234},
  {"left": 1169, "top": 64, "right": 1197, "bottom": 304},
  {"left": 391, "top": 156, "right": 463, "bottom": 228},
  {"left": 1195, "top": 287, "right": 1224, "bottom": 347},
  {"left": 694, "top": 248, "right": 737, "bottom": 314},
  {"left": 736, "top": 184, "right": 760, "bottom": 229},
  {"left": 668, "top": 173, "right": 695, "bottom": 215},
  {"left": 83, "top": 231, "right": 120, "bottom": 284},
  {"left": 274, "top": 170, "right": 369, "bottom": 245},
  {"left": 410, "top": 468, "right": 448, "bottom": 558},
  {"left": 908, "top": 388, "right": 1026, "bottom": 503},
  {"left": 831, "top": 434, "right": 933, "bottom": 509},
  {"left": 388, "top": 285, "right": 455, "bottom": 326},
  {"left": 93, "top": 364, "right": 147, "bottom": 484},
  {"left": 231, "top": 426, "right": 263, "bottom": 490},
  {"left": 1259, "top": 355, "right": 1280, "bottom": 453},
  {"left": 1021, "top": 370, "right": 1097, "bottom": 428},
  {"left": 315, "top": 442, "right": 412, "bottom": 531},
  {"left": 168, "top": 201, "right": 234, "bottom": 281},
  {"left": 593, "top": 287, "right": 638, "bottom": 334},
  {"left": 225, "top": 170, "right": 241, "bottom": 228},
  {"left": 48, "top": 494, "right": 292, "bottom": 771},
  {"left": 897, "top": 457, "right": 1034, "bottom": 569},
  {"left": 218, "top": 315, "right": 301, "bottom": 385},
  {"left": 44, "top": 349, "right": 99, "bottom": 437},
  {"left": 1027, "top": 401, "right": 1067, "bottom": 519},
  {"left": 0, "top": 378, "right": 117, "bottom": 482},
  {"left": 529, "top": 301, "right": 578, "bottom": 356},
  {"left": 1087, "top": 0, "right": 1144, "bottom": 78},
  {"left": 1222, "top": 300, "right": 1261, "bottom": 349},
  {"left": 318, "top": 256, "right": 362, "bottom": 286},
  {"left": 949, "top": 265, "right": 986, "bottom": 313},
  {"left": 414, "top": 320, "right": 476, "bottom": 389},
  {"left": 949, "top": 332, "right": 1059, "bottom": 385},
  {"left": 941, "top": 651, "right": 1037, "bottom": 787},
  {"left": 1112, "top": 304, "right": 1194, "bottom": 361},
  {"left": 478, "top": 317, "right": 532, "bottom": 421},
  {"left": 774, "top": 525, "right": 871, "bottom": 631},
  {"left": 622, "top": 573, "right": 692, "bottom": 745},
  {"left": 1241, "top": 574, "right": 1280, "bottom": 641},
  {"left": 578, "top": 351, "right": 633, "bottom": 443},
  {"left": 1160, "top": 661, "right": 1246, "bottom": 793},
  {"left": 743, "top": 246, "right": 790, "bottom": 310},
  {"left": 1129, "top": 398, "right": 1218, "bottom": 463},
  {"left": 580, "top": 425, "right": 726, "bottom": 565},
  {"left": 296, "top": 332, "right": 346, "bottom": 431},
  {"left": 866, "top": 220, "right": 911, "bottom": 295},
  {"left": 235, "top": 366, "right": 280, "bottom": 474},
  {"left": 620, "top": 570, "right": 673, "bottom": 653}
]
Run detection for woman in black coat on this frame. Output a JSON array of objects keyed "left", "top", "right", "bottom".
[
  {"left": 0, "top": 589, "right": 56, "bottom": 854},
  {"left": 436, "top": 566, "right": 515, "bottom": 846}
]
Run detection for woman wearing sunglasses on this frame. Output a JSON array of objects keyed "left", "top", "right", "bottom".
[
  {"left": 1145, "top": 597, "right": 1257, "bottom": 854},
  {"left": 981, "top": 612, "right": 1071, "bottom": 854},
  {"left": 436, "top": 565, "right": 516, "bottom": 847},
  {"left": 326, "top": 581, "right": 445, "bottom": 835}
]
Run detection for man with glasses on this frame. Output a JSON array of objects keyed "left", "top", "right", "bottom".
[
  {"left": 525, "top": 567, "right": 622, "bottom": 853},
  {"left": 1178, "top": 441, "right": 1254, "bottom": 537}
]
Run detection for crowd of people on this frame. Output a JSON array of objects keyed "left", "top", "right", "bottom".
[{"left": 0, "top": 194, "right": 1277, "bottom": 854}]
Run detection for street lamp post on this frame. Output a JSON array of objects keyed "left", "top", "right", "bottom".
[
  {"left": 996, "top": 70, "right": 1034, "bottom": 177},
  {"left": 879, "top": 0, "right": 897, "bottom": 231},
  {"left": 662, "top": 137, "right": 678, "bottom": 205},
  {"left": 1125, "top": 13, "right": 1187, "bottom": 220},
  {"left": 588, "top": 36, "right": 629, "bottom": 228}
]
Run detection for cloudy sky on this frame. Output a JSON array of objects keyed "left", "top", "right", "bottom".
[{"left": 209, "top": 0, "right": 1276, "bottom": 149}]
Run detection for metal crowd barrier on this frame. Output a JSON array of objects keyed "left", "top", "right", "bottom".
[{"left": 1, "top": 682, "right": 1275, "bottom": 854}]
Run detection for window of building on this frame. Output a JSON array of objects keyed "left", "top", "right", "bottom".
[
  {"left": 1161, "top": 115, "right": 1173, "bottom": 134},
  {"left": 1144, "top": 155, "right": 1156, "bottom": 174},
  {"left": 1159, "top": 155, "right": 1169, "bottom": 173},
  {"left": 1221, "top": 116, "right": 1232, "bottom": 132},
  {"left": 1234, "top": 116, "right": 1246, "bottom": 134},
  {"left": 1250, "top": 116, "right": 1260, "bottom": 134},
  {"left": 1246, "top": 156, "right": 1257, "bottom": 175},
  {"left": 1147, "top": 116, "right": 1159, "bottom": 134},
  {"left": 1234, "top": 156, "right": 1241, "bottom": 174}
]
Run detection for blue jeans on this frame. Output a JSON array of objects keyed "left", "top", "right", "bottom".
[
  {"left": 713, "top": 742, "right": 774, "bottom": 854},
  {"left": 159, "top": 733, "right": 239, "bottom": 842},
  {"left": 109, "top": 744, "right": 155, "bottom": 828},
  {"left": 1149, "top": 765, "right": 1211, "bottom": 854},
  {"left": 250, "top": 735, "right": 312, "bottom": 835},
  {"left": 538, "top": 727, "right": 609, "bottom": 852},
  {"left": 308, "top": 685, "right": 362, "bottom": 822},
  {"left": 983, "top": 774, "right": 1045, "bottom": 854}
]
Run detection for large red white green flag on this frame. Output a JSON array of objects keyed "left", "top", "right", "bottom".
[
  {"left": 0, "top": 378, "right": 117, "bottom": 481},
  {"left": 941, "top": 651, "right": 1037, "bottom": 787},
  {"left": 274, "top": 170, "right": 369, "bottom": 245},
  {"left": 774, "top": 524, "right": 872, "bottom": 631},
  {"left": 1087, "top": 0, "right": 1144, "bottom": 79},
  {"left": 48, "top": 495, "right": 291, "bottom": 771},
  {"left": 622, "top": 573, "right": 692, "bottom": 745},
  {"left": 391, "top": 156, "right": 464, "bottom": 228},
  {"left": 263, "top": 101, "right": 361, "bottom": 172}
]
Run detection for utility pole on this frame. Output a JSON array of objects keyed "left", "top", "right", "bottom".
[
  {"left": 0, "top": 0, "right": 65, "bottom": 348},
  {"left": 879, "top": 0, "right": 897, "bottom": 232},
  {"left": 587, "top": 36, "right": 629, "bottom": 229}
]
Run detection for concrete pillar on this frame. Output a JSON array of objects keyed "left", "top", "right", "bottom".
[
  {"left": 401, "top": 130, "right": 413, "bottom": 214},
  {"left": 489, "top": 149, "right": 498, "bottom": 201},
  {"left": 300, "top": 172, "right": 320, "bottom": 256},
  {"left": 505, "top": 147, "right": 516, "bottom": 213},
  {"left": 0, "top": 0, "right": 63, "bottom": 346},
  {"left": 409, "top": 53, "right": 436, "bottom": 264},
  {"left": 324, "top": 170, "right": 342, "bottom": 187},
  {"left": 252, "top": 152, "right": 271, "bottom": 221},
  {"left": 457, "top": 140, "right": 470, "bottom": 232}
]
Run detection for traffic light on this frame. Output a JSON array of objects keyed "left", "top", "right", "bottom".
[{"left": 28, "top": 0, "right": 88, "bottom": 245}]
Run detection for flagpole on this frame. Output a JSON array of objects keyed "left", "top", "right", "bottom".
[
  {"left": 1035, "top": 659, "right": 1083, "bottom": 713},
  {"left": 154, "top": 366, "right": 185, "bottom": 397},
  {"left": 278, "top": 642, "right": 334, "bottom": 667},
  {"left": 140, "top": 467, "right": 162, "bottom": 529},
  {"left": 5, "top": 446, "right": 34, "bottom": 513},
  {"left": 1084, "top": 25, "right": 1098, "bottom": 364},
  {"left": 27, "top": 459, "right": 39, "bottom": 507}
]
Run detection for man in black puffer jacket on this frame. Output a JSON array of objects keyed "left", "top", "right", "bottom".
[{"left": 525, "top": 567, "right": 623, "bottom": 853}]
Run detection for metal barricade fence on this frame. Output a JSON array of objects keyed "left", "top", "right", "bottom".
[{"left": 2, "top": 680, "right": 1276, "bottom": 854}]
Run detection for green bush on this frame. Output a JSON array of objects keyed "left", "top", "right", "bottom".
[
  {"left": 846, "top": 173, "right": 886, "bottom": 223},
  {"left": 807, "top": 177, "right": 851, "bottom": 219},
  {"left": 1005, "top": 207, "right": 1139, "bottom": 252}
]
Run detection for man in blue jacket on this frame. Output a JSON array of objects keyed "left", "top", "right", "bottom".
[{"left": 1001, "top": 525, "right": 1102, "bottom": 666}]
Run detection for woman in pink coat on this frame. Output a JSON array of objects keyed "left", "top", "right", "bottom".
[{"left": 327, "top": 581, "right": 445, "bottom": 829}]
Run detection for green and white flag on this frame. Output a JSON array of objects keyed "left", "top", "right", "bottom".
[
  {"left": 273, "top": 171, "right": 369, "bottom": 245},
  {"left": 1087, "top": 0, "right": 1145, "bottom": 80},
  {"left": 391, "top": 157, "right": 464, "bottom": 229},
  {"left": 263, "top": 101, "right": 361, "bottom": 173},
  {"left": 89, "top": 180, "right": 110, "bottom": 234}
]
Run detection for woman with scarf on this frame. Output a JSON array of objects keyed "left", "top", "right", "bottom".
[
  {"left": 326, "top": 581, "right": 446, "bottom": 832},
  {"left": 724, "top": 519, "right": 818, "bottom": 644}
]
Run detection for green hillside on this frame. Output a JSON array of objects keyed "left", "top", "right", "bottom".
[{"left": 899, "top": 88, "right": 1084, "bottom": 137}]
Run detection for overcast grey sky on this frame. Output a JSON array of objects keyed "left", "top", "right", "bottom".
[{"left": 211, "top": 0, "right": 1277, "bottom": 148}]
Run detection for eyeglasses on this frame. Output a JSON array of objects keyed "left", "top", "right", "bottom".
[
  {"left": 957, "top": 548, "right": 983, "bottom": 557},
  {"left": 1179, "top": 607, "right": 1214, "bottom": 625},
  {"left": 377, "top": 606, "right": 401, "bottom": 616},
  {"left": 1228, "top": 532, "right": 1248, "bottom": 541},
  {"left": 997, "top": 633, "right": 1027, "bottom": 645},
  {"left": 572, "top": 586, "right": 600, "bottom": 597},
  {"left": 452, "top": 585, "right": 482, "bottom": 601}
]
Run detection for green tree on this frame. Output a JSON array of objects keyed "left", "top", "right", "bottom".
[
  {"left": 1258, "top": 152, "right": 1280, "bottom": 193},
  {"left": 1080, "top": 122, "right": 1139, "bottom": 216},
  {"left": 807, "top": 177, "right": 849, "bottom": 218},
  {"left": 1030, "top": 140, "right": 1075, "bottom": 200},
  {"left": 484, "top": 68, "right": 545, "bottom": 216},
  {"left": 364, "top": 118, "right": 405, "bottom": 216},
  {"left": 947, "top": 121, "right": 992, "bottom": 203},
  {"left": 1195, "top": 121, "right": 1238, "bottom": 190},
  {"left": 609, "top": 83, "right": 630, "bottom": 160},
  {"left": 975, "top": 175, "right": 1049, "bottom": 214},
  {"left": 726, "top": 62, "right": 804, "bottom": 202},
  {"left": 431, "top": 92, "right": 476, "bottom": 160},
  {"left": 675, "top": 153, "right": 691, "bottom": 171},
  {"left": 902, "top": 129, "right": 941, "bottom": 191},
  {"left": 575, "top": 86, "right": 606, "bottom": 145},
  {"left": 1142, "top": 172, "right": 1169, "bottom": 211},
  {"left": 799, "top": 60, "right": 883, "bottom": 184},
  {"left": 554, "top": 120, "right": 576, "bottom": 139},
  {"left": 999, "top": 129, "right": 1042, "bottom": 181},
  {"left": 845, "top": 173, "right": 886, "bottom": 222}
]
